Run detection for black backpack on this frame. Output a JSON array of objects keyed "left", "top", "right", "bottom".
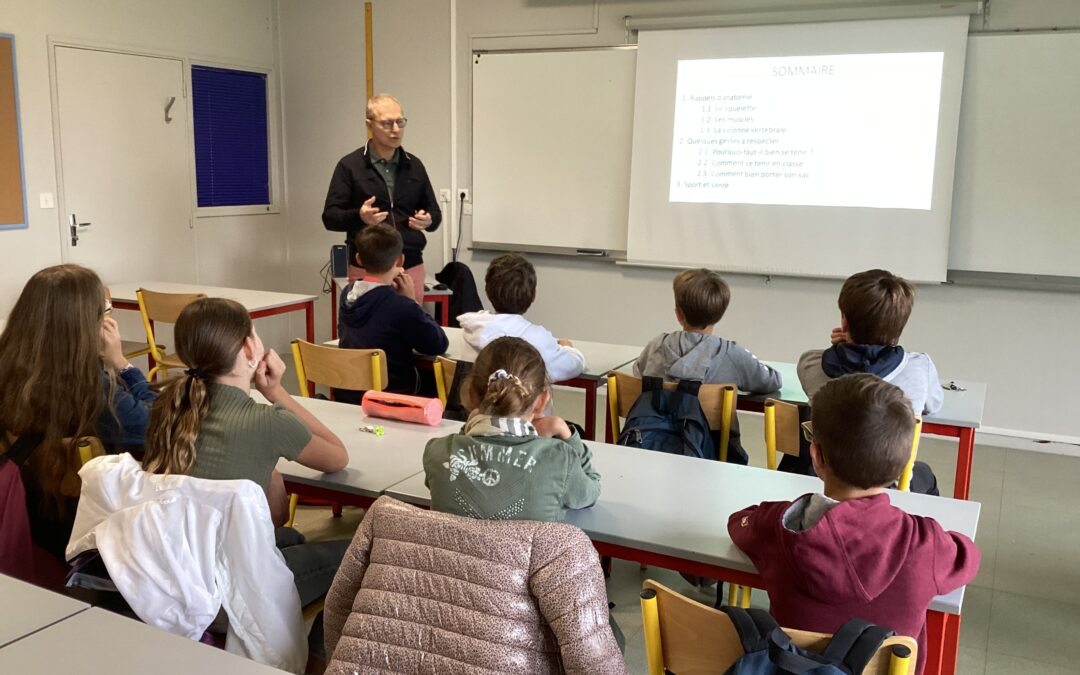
[
  {"left": 617, "top": 377, "right": 716, "bottom": 460},
  {"left": 721, "top": 607, "right": 901, "bottom": 675}
]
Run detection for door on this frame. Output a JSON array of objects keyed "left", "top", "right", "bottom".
[{"left": 54, "top": 46, "right": 195, "bottom": 281}]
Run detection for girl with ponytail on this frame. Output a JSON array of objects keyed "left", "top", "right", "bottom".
[
  {"left": 423, "top": 336, "right": 601, "bottom": 523},
  {"left": 142, "top": 297, "right": 349, "bottom": 606}
]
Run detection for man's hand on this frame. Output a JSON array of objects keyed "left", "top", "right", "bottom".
[
  {"left": 100, "top": 317, "right": 129, "bottom": 371},
  {"left": 408, "top": 209, "right": 432, "bottom": 231},
  {"left": 556, "top": 338, "right": 574, "bottom": 348},
  {"left": 392, "top": 270, "right": 417, "bottom": 301},
  {"left": 830, "top": 327, "right": 851, "bottom": 345},
  {"left": 534, "top": 415, "right": 572, "bottom": 440},
  {"left": 359, "top": 196, "right": 388, "bottom": 226}
]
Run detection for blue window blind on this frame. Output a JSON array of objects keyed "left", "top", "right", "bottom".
[{"left": 192, "top": 65, "right": 269, "bottom": 207}]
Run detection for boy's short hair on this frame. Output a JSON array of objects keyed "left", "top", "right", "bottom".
[
  {"left": 673, "top": 269, "right": 730, "bottom": 329},
  {"left": 811, "top": 373, "right": 915, "bottom": 489},
  {"left": 355, "top": 224, "right": 403, "bottom": 274},
  {"left": 838, "top": 269, "right": 915, "bottom": 345},
  {"left": 485, "top": 253, "right": 536, "bottom": 315}
]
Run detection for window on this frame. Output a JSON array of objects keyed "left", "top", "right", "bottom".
[{"left": 191, "top": 65, "right": 270, "bottom": 207}]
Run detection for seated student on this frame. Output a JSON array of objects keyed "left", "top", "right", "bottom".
[
  {"left": 729, "top": 374, "right": 980, "bottom": 675},
  {"left": 798, "top": 268, "right": 943, "bottom": 415},
  {"left": 424, "top": 336, "right": 600, "bottom": 521},
  {"left": 635, "top": 268, "right": 781, "bottom": 463},
  {"left": 338, "top": 224, "right": 448, "bottom": 399},
  {"left": 797, "top": 268, "right": 942, "bottom": 493},
  {"left": 0, "top": 264, "right": 156, "bottom": 566},
  {"left": 142, "top": 297, "right": 350, "bottom": 607},
  {"left": 458, "top": 253, "right": 585, "bottom": 382}
]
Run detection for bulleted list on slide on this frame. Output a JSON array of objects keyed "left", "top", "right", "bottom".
[{"left": 669, "top": 52, "right": 945, "bottom": 210}]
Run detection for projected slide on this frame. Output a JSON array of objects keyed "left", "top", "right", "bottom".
[{"left": 669, "top": 53, "right": 944, "bottom": 210}]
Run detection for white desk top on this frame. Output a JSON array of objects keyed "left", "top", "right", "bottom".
[
  {"left": 333, "top": 277, "right": 452, "bottom": 297},
  {"left": 0, "top": 608, "right": 285, "bottom": 673},
  {"left": 383, "top": 442, "right": 980, "bottom": 615},
  {"left": 273, "top": 394, "right": 461, "bottom": 498},
  {"left": 108, "top": 281, "right": 316, "bottom": 313},
  {"left": 438, "top": 327, "right": 640, "bottom": 382},
  {"left": 0, "top": 574, "right": 89, "bottom": 648}
]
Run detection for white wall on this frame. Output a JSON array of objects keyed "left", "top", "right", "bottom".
[
  {"left": 363, "top": 0, "right": 1080, "bottom": 439},
  {"left": 0, "top": 0, "right": 297, "bottom": 354}
]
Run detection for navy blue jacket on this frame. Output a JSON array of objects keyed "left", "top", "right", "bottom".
[
  {"left": 338, "top": 282, "right": 449, "bottom": 398},
  {"left": 97, "top": 367, "right": 157, "bottom": 450}
]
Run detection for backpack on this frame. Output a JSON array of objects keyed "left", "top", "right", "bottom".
[
  {"left": 721, "top": 607, "right": 897, "bottom": 675},
  {"left": 617, "top": 377, "right": 716, "bottom": 460},
  {"left": 0, "top": 434, "right": 43, "bottom": 583}
]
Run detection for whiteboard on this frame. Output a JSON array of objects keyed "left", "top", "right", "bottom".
[
  {"left": 950, "top": 31, "right": 1080, "bottom": 276},
  {"left": 472, "top": 48, "right": 635, "bottom": 253}
]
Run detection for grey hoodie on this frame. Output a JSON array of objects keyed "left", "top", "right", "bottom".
[{"left": 634, "top": 331, "right": 782, "bottom": 394}]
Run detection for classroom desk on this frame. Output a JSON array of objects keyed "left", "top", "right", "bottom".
[
  {"left": 0, "top": 574, "right": 89, "bottom": 648},
  {"left": 0, "top": 608, "right": 285, "bottom": 673},
  {"left": 108, "top": 280, "right": 318, "bottom": 344},
  {"left": 331, "top": 276, "right": 453, "bottom": 334},
  {"left": 273, "top": 394, "right": 461, "bottom": 508},
  {"left": 383, "top": 442, "right": 980, "bottom": 675}
]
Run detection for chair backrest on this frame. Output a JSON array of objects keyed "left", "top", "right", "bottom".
[
  {"left": 608, "top": 371, "right": 737, "bottom": 434},
  {"left": 897, "top": 418, "right": 923, "bottom": 492},
  {"left": 640, "top": 580, "right": 917, "bottom": 675},
  {"left": 290, "top": 339, "right": 388, "bottom": 395},
  {"left": 136, "top": 289, "right": 206, "bottom": 323},
  {"left": 763, "top": 398, "right": 804, "bottom": 471},
  {"left": 433, "top": 356, "right": 458, "bottom": 406}
]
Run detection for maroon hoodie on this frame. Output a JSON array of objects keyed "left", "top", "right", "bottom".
[{"left": 729, "top": 492, "right": 979, "bottom": 675}]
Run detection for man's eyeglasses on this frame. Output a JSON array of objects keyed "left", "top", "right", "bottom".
[
  {"left": 368, "top": 117, "right": 408, "bottom": 131},
  {"left": 801, "top": 420, "right": 814, "bottom": 444},
  {"left": 103, "top": 300, "right": 113, "bottom": 316}
]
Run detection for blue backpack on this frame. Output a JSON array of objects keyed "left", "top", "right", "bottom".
[
  {"left": 617, "top": 377, "right": 716, "bottom": 460},
  {"left": 721, "top": 607, "right": 899, "bottom": 675}
]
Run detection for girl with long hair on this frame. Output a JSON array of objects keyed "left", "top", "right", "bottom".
[
  {"left": 0, "top": 264, "right": 156, "bottom": 562},
  {"left": 141, "top": 297, "right": 349, "bottom": 605},
  {"left": 423, "top": 336, "right": 601, "bottom": 523}
]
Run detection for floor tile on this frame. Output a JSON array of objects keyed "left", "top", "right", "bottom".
[
  {"left": 1002, "top": 449, "right": 1080, "bottom": 514},
  {"left": 993, "top": 505, "right": 1080, "bottom": 605},
  {"left": 971, "top": 493, "right": 1001, "bottom": 589},
  {"left": 984, "top": 652, "right": 1077, "bottom": 674},
  {"left": 956, "top": 646, "right": 986, "bottom": 675},
  {"left": 986, "top": 590, "right": 1080, "bottom": 669},
  {"left": 958, "top": 586, "right": 993, "bottom": 653}
]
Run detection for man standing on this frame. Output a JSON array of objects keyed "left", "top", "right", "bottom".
[{"left": 322, "top": 94, "right": 441, "bottom": 295}]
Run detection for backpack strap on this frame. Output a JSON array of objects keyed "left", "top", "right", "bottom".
[
  {"left": 721, "top": 606, "right": 780, "bottom": 654},
  {"left": 676, "top": 379, "right": 702, "bottom": 396},
  {"left": 0, "top": 433, "right": 44, "bottom": 468},
  {"left": 821, "top": 618, "right": 896, "bottom": 674},
  {"left": 641, "top": 376, "right": 665, "bottom": 393}
]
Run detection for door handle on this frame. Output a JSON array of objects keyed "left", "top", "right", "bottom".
[{"left": 68, "top": 213, "right": 92, "bottom": 247}]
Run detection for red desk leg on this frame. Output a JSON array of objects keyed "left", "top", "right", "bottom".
[
  {"left": 331, "top": 278, "right": 339, "bottom": 340},
  {"left": 953, "top": 427, "right": 975, "bottom": 501},
  {"left": 439, "top": 297, "right": 449, "bottom": 326},
  {"left": 583, "top": 380, "right": 597, "bottom": 441},
  {"left": 925, "top": 610, "right": 960, "bottom": 675},
  {"left": 304, "top": 300, "right": 314, "bottom": 343}
]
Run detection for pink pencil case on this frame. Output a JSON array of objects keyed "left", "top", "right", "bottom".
[{"left": 361, "top": 391, "right": 444, "bottom": 426}]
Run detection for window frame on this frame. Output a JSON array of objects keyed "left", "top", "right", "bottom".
[{"left": 188, "top": 60, "right": 282, "bottom": 218}]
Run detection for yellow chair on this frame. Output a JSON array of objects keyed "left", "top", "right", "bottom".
[
  {"left": 606, "top": 372, "right": 737, "bottom": 460},
  {"left": 104, "top": 288, "right": 162, "bottom": 360},
  {"left": 290, "top": 339, "right": 387, "bottom": 398},
  {"left": 136, "top": 289, "right": 206, "bottom": 381},
  {"left": 640, "top": 580, "right": 916, "bottom": 675},
  {"left": 897, "top": 418, "right": 923, "bottom": 492},
  {"left": 433, "top": 356, "right": 459, "bottom": 407}
]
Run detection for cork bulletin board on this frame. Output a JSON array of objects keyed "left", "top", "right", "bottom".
[{"left": 0, "top": 34, "right": 27, "bottom": 230}]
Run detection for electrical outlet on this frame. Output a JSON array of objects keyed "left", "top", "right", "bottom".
[
  {"left": 459, "top": 189, "right": 470, "bottom": 202},
  {"left": 439, "top": 188, "right": 451, "bottom": 203},
  {"left": 463, "top": 203, "right": 473, "bottom": 215},
  {"left": 39, "top": 192, "right": 55, "bottom": 209}
]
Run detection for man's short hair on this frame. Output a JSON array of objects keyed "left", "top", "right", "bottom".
[
  {"left": 811, "top": 373, "right": 915, "bottom": 489},
  {"left": 366, "top": 93, "right": 402, "bottom": 121},
  {"left": 485, "top": 253, "right": 536, "bottom": 315},
  {"left": 355, "top": 224, "right": 402, "bottom": 274},
  {"left": 838, "top": 269, "right": 915, "bottom": 345},
  {"left": 673, "top": 269, "right": 730, "bottom": 328}
]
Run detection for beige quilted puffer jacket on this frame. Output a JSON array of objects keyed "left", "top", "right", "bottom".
[{"left": 324, "top": 496, "right": 627, "bottom": 674}]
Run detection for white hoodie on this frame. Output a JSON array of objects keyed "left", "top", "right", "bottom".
[
  {"left": 67, "top": 454, "right": 306, "bottom": 674},
  {"left": 457, "top": 310, "right": 587, "bottom": 382}
]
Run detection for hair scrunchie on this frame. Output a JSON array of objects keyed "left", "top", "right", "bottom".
[
  {"left": 488, "top": 369, "right": 519, "bottom": 384},
  {"left": 185, "top": 367, "right": 207, "bottom": 380}
]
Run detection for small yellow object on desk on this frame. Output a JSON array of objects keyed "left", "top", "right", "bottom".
[{"left": 359, "top": 424, "right": 385, "bottom": 436}]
